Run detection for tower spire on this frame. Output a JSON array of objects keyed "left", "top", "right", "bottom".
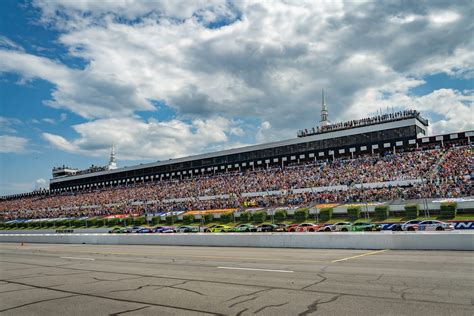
[
  {"left": 320, "top": 89, "right": 328, "bottom": 127},
  {"left": 107, "top": 145, "right": 117, "bottom": 170}
]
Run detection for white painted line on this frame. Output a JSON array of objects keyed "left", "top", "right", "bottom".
[
  {"left": 217, "top": 266, "right": 294, "bottom": 273},
  {"left": 60, "top": 256, "right": 95, "bottom": 261},
  {"left": 331, "top": 249, "right": 389, "bottom": 263}
]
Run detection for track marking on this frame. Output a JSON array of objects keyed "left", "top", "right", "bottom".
[
  {"left": 2, "top": 247, "right": 330, "bottom": 264},
  {"left": 331, "top": 249, "right": 389, "bottom": 263},
  {"left": 60, "top": 256, "right": 95, "bottom": 261},
  {"left": 217, "top": 267, "right": 294, "bottom": 273}
]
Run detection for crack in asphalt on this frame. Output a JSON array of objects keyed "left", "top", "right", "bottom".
[
  {"left": 85, "top": 276, "right": 144, "bottom": 284},
  {"left": 109, "top": 280, "right": 196, "bottom": 295},
  {"left": 170, "top": 284, "right": 205, "bottom": 296},
  {"left": 0, "top": 294, "right": 79, "bottom": 313},
  {"left": 301, "top": 273, "right": 327, "bottom": 290},
  {"left": 2, "top": 273, "right": 44, "bottom": 280},
  {"left": 225, "top": 289, "right": 270, "bottom": 302},
  {"left": 228, "top": 296, "right": 258, "bottom": 308},
  {"left": 0, "top": 259, "right": 470, "bottom": 307},
  {"left": 390, "top": 285, "right": 410, "bottom": 301},
  {"left": 400, "top": 288, "right": 410, "bottom": 301},
  {"left": 235, "top": 308, "right": 248, "bottom": 316},
  {"left": 367, "top": 273, "right": 384, "bottom": 284},
  {"left": 108, "top": 305, "right": 150, "bottom": 315},
  {"left": 254, "top": 301, "right": 289, "bottom": 314},
  {"left": 0, "top": 287, "right": 37, "bottom": 294},
  {"left": 1, "top": 279, "right": 223, "bottom": 315},
  {"left": 43, "top": 271, "right": 90, "bottom": 277},
  {"left": 109, "top": 284, "right": 164, "bottom": 293},
  {"left": 298, "top": 294, "right": 342, "bottom": 316}
]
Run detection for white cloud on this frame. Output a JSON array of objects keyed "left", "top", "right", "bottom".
[
  {"left": 34, "top": 178, "right": 49, "bottom": 190},
  {"left": 350, "top": 88, "right": 474, "bottom": 135},
  {"left": 0, "top": 49, "right": 154, "bottom": 118},
  {"left": 42, "top": 116, "right": 244, "bottom": 160},
  {"left": 429, "top": 11, "right": 460, "bottom": 25},
  {"left": 0, "top": 1, "right": 472, "bottom": 160},
  {"left": 0, "top": 135, "right": 29, "bottom": 153},
  {"left": 0, "top": 117, "right": 22, "bottom": 133},
  {"left": 42, "top": 118, "right": 56, "bottom": 124},
  {"left": 0, "top": 36, "right": 24, "bottom": 51}
]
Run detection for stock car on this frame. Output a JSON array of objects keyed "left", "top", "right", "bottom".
[
  {"left": 232, "top": 224, "right": 257, "bottom": 232},
  {"left": 391, "top": 220, "right": 422, "bottom": 231},
  {"left": 405, "top": 220, "right": 454, "bottom": 231},
  {"left": 256, "top": 224, "right": 278, "bottom": 232},
  {"left": 153, "top": 226, "right": 175, "bottom": 233},
  {"left": 175, "top": 225, "right": 199, "bottom": 233},
  {"left": 125, "top": 226, "right": 142, "bottom": 233},
  {"left": 288, "top": 223, "right": 323, "bottom": 232},
  {"left": 206, "top": 225, "right": 233, "bottom": 233},
  {"left": 317, "top": 224, "right": 335, "bottom": 232},
  {"left": 351, "top": 222, "right": 381, "bottom": 232},
  {"left": 274, "top": 224, "right": 288, "bottom": 232},
  {"left": 108, "top": 227, "right": 127, "bottom": 234},
  {"left": 327, "top": 222, "right": 353, "bottom": 232},
  {"left": 137, "top": 227, "right": 154, "bottom": 233}
]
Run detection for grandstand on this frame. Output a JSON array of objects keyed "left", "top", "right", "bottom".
[{"left": 0, "top": 97, "right": 473, "bottom": 221}]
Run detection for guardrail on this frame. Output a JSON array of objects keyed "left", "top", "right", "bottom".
[{"left": 0, "top": 231, "right": 472, "bottom": 250}]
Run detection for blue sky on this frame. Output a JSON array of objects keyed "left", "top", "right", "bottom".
[{"left": 0, "top": 0, "right": 473, "bottom": 195}]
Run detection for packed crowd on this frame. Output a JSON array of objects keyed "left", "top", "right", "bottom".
[
  {"left": 1, "top": 145, "right": 472, "bottom": 220},
  {"left": 298, "top": 110, "right": 424, "bottom": 136}
]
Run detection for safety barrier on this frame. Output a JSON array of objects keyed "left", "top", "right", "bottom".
[{"left": 0, "top": 231, "right": 472, "bottom": 250}]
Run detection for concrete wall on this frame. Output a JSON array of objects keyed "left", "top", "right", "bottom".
[
  {"left": 0, "top": 228, "right": 111, "bottom": 235},
  {"left": 1, "top": 231, "right": 472, "bottom": 250}
]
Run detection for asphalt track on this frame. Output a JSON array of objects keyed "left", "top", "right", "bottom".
[{"left": 0, "top": 243, "right": 473, "bottom": 315}]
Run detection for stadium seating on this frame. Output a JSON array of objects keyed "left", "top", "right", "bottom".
[{"left": 0, "top": 145, "right": 472, "bottom": 220}]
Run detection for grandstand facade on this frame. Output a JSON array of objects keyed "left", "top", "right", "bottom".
[{"left": 2, "top": 108, "right": 472, "bottom": 201}]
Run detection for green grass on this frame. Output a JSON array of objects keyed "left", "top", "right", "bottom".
[{"left": 2, "top": 213, "right": 474, "bottom": 230}]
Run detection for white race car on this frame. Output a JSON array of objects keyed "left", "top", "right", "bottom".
[{"left": 406, "top": 220, "right": 454, "bottom": 231}]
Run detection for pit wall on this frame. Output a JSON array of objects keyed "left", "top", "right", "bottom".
[{"left": 1, "top": 231, "right": 472, "bottom": 251}]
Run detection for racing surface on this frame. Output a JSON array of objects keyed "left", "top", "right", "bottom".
[{"left": 0, "top": 243, "right": 473, "bottom": 315}]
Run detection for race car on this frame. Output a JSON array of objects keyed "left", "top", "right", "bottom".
[
  {"left": 256, "top": 224, "right": 279, "bottom": 232},
  {"left": 317, "top": 224, "right": 333, "bottom": 232},
  {"left": 206, "top": 224, "right": 232, "bottom": 233},
  {"left": 152, "top": 226, "right": 175, "bottom": 233},
  {"left": 405, "top": 220, "right": 454, "bottom": 231},
  {"left": 175, "top": 225, "right": 199, "bottom": 233},
  {"left": 125, "top": 226, "right": 142, "bottom": 233},
  {"left": 136, "top": 227, "right": 154, "bottom": 233},
  {"left": 274, "top": 224, "right": 288, "bottom": 232},
  {"left": 232, "top": 224, "right": 257, "bottom": 232},
  {"left": 392, "top": 220, "right": 422, "bottom": 231},
  {"left": 288, "top": 223, "right": 323, "bottom": 232},
  {"left": 108, "top": 227, "right": 127, "bottom": 234},
  {"left": 351, "top": 222, "right": 381, "bottom": 232},
  {"left": 328, "top": 222, "right": 353, "bottom": 232}
]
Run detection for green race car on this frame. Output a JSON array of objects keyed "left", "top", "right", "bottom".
[
  {"left": 351, "top": 222, "right": 381, "bottom": 232},
  {"left": 231, "top": 224, "right": 257, "bottom": 232},
  {"left": 206, "top": 224, "right": 233, "bottom": 233}
]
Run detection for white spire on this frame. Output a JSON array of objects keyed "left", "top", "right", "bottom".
[
  {"left": 320, "top": 89, "right": 328, "bottom": 127},
  {"left": 107, "top": 145, "right": 117, "bottom": 170}
]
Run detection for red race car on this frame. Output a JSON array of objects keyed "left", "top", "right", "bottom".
[{"left": 288, "top": 223, "right": 323, "bottom": 232}]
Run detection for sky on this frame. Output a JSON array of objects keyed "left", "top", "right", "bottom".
[{"left": 0, "top": 0, "right": 473, "bottom": 196}]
